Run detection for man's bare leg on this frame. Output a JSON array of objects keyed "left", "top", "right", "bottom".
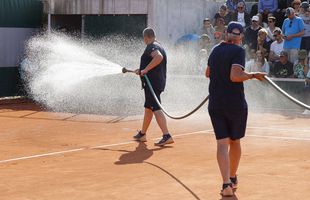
[
  {"left": 141, "top": 108, "right": 153, "bottom": 134},
  {"left": 229, "top": 139, "right": 241, "bottom": 179},
  {"left": 154, "top": 110, "right": 169, "bottom": 134},
  {"left": 217, "top": 138, "right": 231, "bottom": 184}
]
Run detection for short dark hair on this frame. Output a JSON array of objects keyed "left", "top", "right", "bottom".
[{"left": 143, "top": 28, "right": 156, "bottom": 38}]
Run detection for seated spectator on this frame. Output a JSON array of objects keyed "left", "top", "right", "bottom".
[
  {"left": 214, "top": 31, "right": 223, "bottom": 44},
  {"left": 294, "top": 49, "right": 308, "bottom": 78},
  {"left": 269, "top": 28, "right": 284, "bottom": 62},
  {"left": 272, "top": 51, "right": 294, "bottom": 77},
  {"left": 266, "top": 16, "right": 280, "bottom": 41},
  {"left": 226, "top": 0, "right": 246, "bottom": 13},
  {"left": 299, "top": 3, "right": 310, "bottom": 51},
  {"left": 246, "top": 50, "right": 270, "bottom": 74},
  {"left": 245, "top": 15, "right": 262, "bottom": 50},
  {"left": 231, "top": 1, "right": 251, "bottom": 28},
  {"left": 282, "top": 7, "right": 305, "bottom": 64},
  {"left": 214, "top": 17, "right": 227, "bottom": 42},
  {"left": 199, "top": 18, "right": 215, "bottom": 42},
  {"left": 291, "top": 0, "right": 301, "bottom": 15},
  {"left": 257, "top": 28, "right": 271, "bottom": 57},
  {"left": 199, "top": 34, "right": 213, "bottom": 50},
  {"left": 214, "top": 5, "right": 231, "bottom": 26},
  {"left": 259, "top": 0, "right": 278, "bottom": 23}
]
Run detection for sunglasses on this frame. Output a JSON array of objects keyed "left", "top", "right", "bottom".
[
  {"left": 273, "top": 34, "right": 279, "bottom": 37},
  {"left": 231, "top": 32, "right": 241, "bottom": 36},
  {"left": 237, "top": 6, "right": 244, "bottom": 9},
  {"left": 252, "top": 20, "right": 258, "bottom": 22},
  {"left": 289, "top": 20, "right": 293, "bottom": 27},
  {"left": 268, "top": 21, "right": 274, "bottom": 23}
]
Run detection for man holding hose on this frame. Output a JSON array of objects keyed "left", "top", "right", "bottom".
[
  {"left": 206, "top": 22, "right": 266, "bottom": 197},
  {"left": 133, "top": 28, "right": 174, "bottom": 146}
]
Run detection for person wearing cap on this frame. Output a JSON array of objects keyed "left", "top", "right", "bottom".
[
  {"left": 291, "top": 0, "right": 301, "bottom": 14},
  {"left": 294, "top": 49, "right": 308, "bottom": 78},
  {"left": 259, "top": 0, "right": 278, "bottom": 23},
  {"left": 299, "top": 2, "right": 310, "bottom": 51},
  {"left": 282, "top": 7, "right": 305, "bottom": 64},
  {"left": 214, "top": 4, "right": 232, "bottom": 26},
  {"left": 199, "top": 18, "right": 215, "bottom": 42},
  {"left": 231, "top": 1, "right": 251, "bottom": 28},
  {"left": 245, "top": 15, "right": 262, "bottom": 50},
  {"left": 269, "top": 28, "right": 285, "bottom": 63},
  {"left": 272, "top": 51, "right": 294, "bottom": 77},
  {"left": 206, "top": 21, "right": 266, "bottom": 197}
]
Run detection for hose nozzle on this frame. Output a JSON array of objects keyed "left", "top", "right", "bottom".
[{"left": 122, "top": 67, "right": 135, "bottom": 74}]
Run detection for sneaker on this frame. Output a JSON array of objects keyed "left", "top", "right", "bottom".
[
  {"left": 154, "top": 134, "right": 174, "bottom": 146},
  {"left": 230, "top": 176, "right": 238, "bottom": 191},
  {"left": 133, "top": 131, "right": 147, "bottom": 142},
  {"left": 220, "top": 183, "right": 234, "bottom": 197}
]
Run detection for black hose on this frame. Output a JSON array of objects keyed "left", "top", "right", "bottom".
[{"left": 144, "top": 75, "right": 209, "bottom": 120}]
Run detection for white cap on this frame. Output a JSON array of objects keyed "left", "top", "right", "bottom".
[{"left": 252, "top": 15, "right": 259, "bottom": 21}]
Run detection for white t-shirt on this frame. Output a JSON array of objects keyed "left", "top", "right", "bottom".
[
  {"left": 270, "top": 40, "right": 284, "bottom": 56},
  {"left": 237, "top": 12, "right": 245, "bottom": 27}
]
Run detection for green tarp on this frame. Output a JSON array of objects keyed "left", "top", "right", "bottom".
[{"left": 0, "top": 0, "right": 43, "bottom": 28}]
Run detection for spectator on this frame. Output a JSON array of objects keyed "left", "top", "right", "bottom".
[
  {"left": 291, "top": 0, "right": 301, "bottom": 15},
  {"left": 199, "top": 34, "right": 213, "bottom": 50},
  {"left": 269, "top": 28, "right": 285, "bottom": 63},
  {"left": 231, "top": 1, "right": 251, "bottom": 28},
  {"left": 272, "top": 51, "right": 294, "bottom": 77},
  {"left": 198, "top": 49, "right": 208, "bottom": 74},
  {"left": 199, "top": 18, "right": 215, "bottom": 42},
  {"left": 294, "top": 49, "right": 308, "bottom": 78},
  {"left": 282, "top": 7, "right": 305, "bottom": 63},
  {"left": 245, "top": 15, "right": 262, "bottom": 50},
  {"left": 299, "top": 1, "right": 309, "bottom": 16},
  {"left": 266, "top": 16, "right": 280, "bottom": 41},
  {"left": 274, "top": 0, "right": 288, "bottom": 27},
  {"left": 214, "top": 5, "right": 231, "bottom": 26},
  {"left": 246, "top": 50, "right": 270, "bottom": 74},
  {"left": 259, "top": 0, "right": 278, "bottom": 23},
  {"left": 257, "top": 28, "right": 271, "bottom": 57},
  {"left": 226, "top": 0, "right": 246, "bottom": 13},
  {"left": 299, "top": 3, "right": 310, "bottom": 51},
  {"left": 214, "top": 17, "right": 227, "bottom": 42},
  {"left": 214, "top": 31, "right": 223, "bottom": 44}
]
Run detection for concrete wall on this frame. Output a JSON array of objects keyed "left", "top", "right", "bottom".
[{"left": 148, "top": 0, "right": 223, "bottom": 44}]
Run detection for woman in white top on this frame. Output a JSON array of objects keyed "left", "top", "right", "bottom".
[
  {"left": 246, "top": 50, "right": 270, "bottom": 74},
  {"left": 266, "top": 16, "right": 280, "bottom": 42}
]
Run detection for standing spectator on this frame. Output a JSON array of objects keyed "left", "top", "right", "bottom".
[
  {"left": 199, "top": 18, "right": 215, "bottom": 42},
  {"left": 272, "top": 51, "right": 294, "bottom": 77},
  {"left": 299, "top": 3, "right": 310, "bottom": 51},
  {"left": 274, "top": 0, "right": 288, "bottom": 27},
  {"left": 294, "top": 49, "right": 308, "bottom": 78},
  {"left": 231, "top": 1, "right": 251, "bottom": 28},
  {"left": 245, "top": 15, "right": 262, "bottom": 50},
  {"left": 291, "top": 0, "right": 301, "bottom": 15},
  {"left": 214, "top": 5, "right": 231, "bottom": 26},
  {"left": 269, "top": 28, "right": 285, "bottom": 63},
  {"left": 259, "top": 0, "right": 278, "bottom": 23},
  {"left": 266, "top": 16, "right": 280, "bottom": 42},
  {"left": 282, "top": 7, "right": 305, "bottom": 63},
  {"left": 226, "top": 0, "right": 246, "bottom": 13}
]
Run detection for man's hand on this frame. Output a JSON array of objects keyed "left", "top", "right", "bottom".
[
  {"left": 285, "top": 35, "right": 294, "bottom": 41},
  {"left": 134, "top": 69, "right": 140, "bottom": 75},
  {"left": 253, "top": 72, "right": 267, "bottom": 81},
  {"left": 140, "top": 69, "right": 148, "bottom": 76}
]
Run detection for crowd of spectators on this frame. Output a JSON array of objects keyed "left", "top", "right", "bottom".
[{"left": 195, "top": 0, "right": 310, "bottom": 86}]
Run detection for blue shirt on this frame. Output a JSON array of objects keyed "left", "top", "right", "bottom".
[
  {"left": 140, "top": 42, "right": 167, "bottom": 92},
  {"left": 259, "top": 0, "right": 278, "bottom": 13},
  {"left": 226, "top": 0, "right": 245, "bottom": 11},
  {"left": 207, "top": 42, "right": 247, "bottom": 110},
  {"left": 282, "top": 17, "right": 305, "bottom": 49}
]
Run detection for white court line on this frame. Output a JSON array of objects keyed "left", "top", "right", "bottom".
[
  {"left": 247, "top": 126, "right": 310, "bottom": 133},
  {"left": 0, "top": 130, "right": 211, "bottom": 164},
  {"left": 0, "top": 128, "right": 309, "bottom": 165}
]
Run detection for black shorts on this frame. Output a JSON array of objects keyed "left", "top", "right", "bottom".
[
  {"left": 144, "top": 87, "right": 162, "bottom": 111},
  {"left": 208, "top": 109, "right": 248, "bottom": 140}
]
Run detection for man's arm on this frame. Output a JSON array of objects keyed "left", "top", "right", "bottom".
[
  {"left": 140, "top": 50, "right": 163, "bottom": 76},
  {"left": 286, "top": 30, "right": 305, "bottom": 40},
  {"left": 205, "top": 65, "right": 210, "bottom": 78},
  {"left": 230, "top": 65, "right": 266, "bottom": 82}
]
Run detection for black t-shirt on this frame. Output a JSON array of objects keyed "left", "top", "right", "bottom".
[
  {"left": 207, "top": 42, "right": 248, "bottom": 110},
  {"left": 140, "top": 42, "right": 167, "bottom": 92},
  {"left": 245, "top": 26, "right": 262, "bottom": 50},
  {"left": 272, "top": 61, "right": 294, "bottom": 78}
]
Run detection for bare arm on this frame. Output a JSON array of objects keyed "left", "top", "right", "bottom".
[
  {"left": 140, "top": 50, "right": 163, "bottom": 76},
  {"left": 230, "top": 65, "right": 266, "bottom": 82},
  {"left": 205, "top": 65, "right": 210, "bottom": 78}
]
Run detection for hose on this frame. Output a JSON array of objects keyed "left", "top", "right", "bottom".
[
  {"left": 264, "top": 76, "right": 310, "bottom": 110},
  {"left": 144, "top": 75, "right": 209, "bottom": 120}
]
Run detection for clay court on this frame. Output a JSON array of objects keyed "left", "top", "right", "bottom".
[{"left": 0, "top": 100, "right": 308, "bottom": 200}]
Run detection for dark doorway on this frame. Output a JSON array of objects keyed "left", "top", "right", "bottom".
[{"left": 51, "top": 15, "right": 82, "bottom": 36}]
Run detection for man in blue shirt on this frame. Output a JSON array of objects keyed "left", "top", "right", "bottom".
[
  {"left": 133, "top": 28, "right": 174, "bottom": 147},
  {"left": 206, "top": 22, "right": 266, "bottom": 197},
  {"left": 282, "top": 7, "right": 305, "bottom": 63}
]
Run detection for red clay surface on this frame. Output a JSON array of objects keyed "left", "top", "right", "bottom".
[{"left": 0, "top": 101, "right": 309, "bottom": 200}]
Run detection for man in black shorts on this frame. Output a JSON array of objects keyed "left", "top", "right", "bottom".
[
  {"left": 133, "top": 28, "right": 174, "bottom": 147},
  {"left": 206, "top": 22, "right": 266, "bottom": 197}
]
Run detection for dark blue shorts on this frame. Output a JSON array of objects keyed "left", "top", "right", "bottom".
[
  {"left": 208, "top": 109, "right": 248, "bottom": 140},
  {"left": 144, "top": 87, "right": 161, "bottom": 111}
]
